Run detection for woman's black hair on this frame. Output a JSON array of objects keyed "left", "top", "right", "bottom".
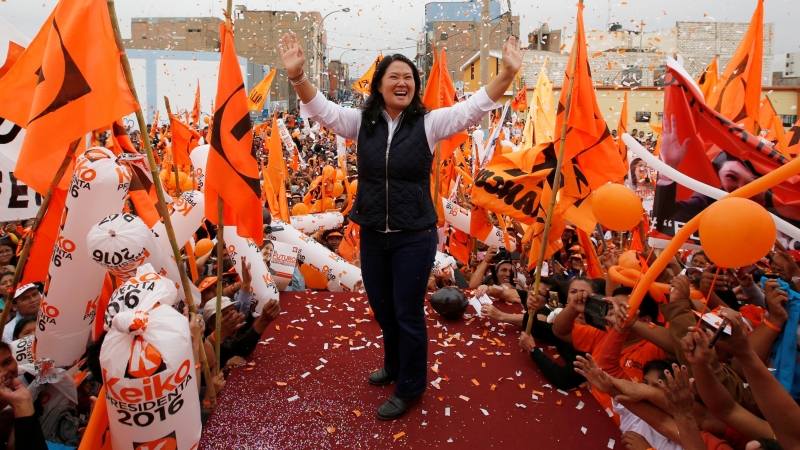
[
  {"left": 12, "top": 316, "right": 35, "bottom": 340},
  {"left": 642, "top": 359, "right": 675, "bottom": 382},
  {"left": 568, "top": 276, "right": 594, "bottom": 293},
  {"left": 754, "top": 439, "right": 783, "bottom": 450},
  {"left": 360, "top": 54, "right": 427, "bottom": 135}
]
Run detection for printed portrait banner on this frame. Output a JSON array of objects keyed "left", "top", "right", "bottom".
[
  {"left": 0, "top": 119, "right": 40, "bottom": 221},
  {"left": 269, "top": 240, "right": 298, "bottom": 291},
  {"left": 224, "top": 225, "right": 280, "bottom": 309},
  {"left": 650, "top": 59, "right": 800, "bottom": 250},
  {"left": 625, "top": 149, "right": 656, "bottom": 213}
]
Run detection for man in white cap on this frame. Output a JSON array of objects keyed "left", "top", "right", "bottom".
[{"left": 2, "top": 283, "right": 40, "bottom": 343}]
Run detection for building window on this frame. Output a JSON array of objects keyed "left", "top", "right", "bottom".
[
  {"left": 635, "top": 111, "right": 652, "bottom": 123},
  {"left": 470, "top": 64, "right": 474, "bottom": 80},
  {"left": 657, "top": 112, "right": 664, "bottom": 122},
  {"left": 780, "top": 114, "right": 798, "bottom": 127}
]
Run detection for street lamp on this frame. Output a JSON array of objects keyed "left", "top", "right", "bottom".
[{"left": 308, "top": 7, "right": 351, "bottom": 89}]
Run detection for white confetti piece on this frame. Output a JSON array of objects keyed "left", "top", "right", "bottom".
[
  {"left": 317, "top": 321, "right": 324, "bottom": 327},
  {"left": 350, "top": 346, "right": 365, "bottom": 350},
  {"left": 456, "top": 352, "right": 465, "bottom": 359},
  {"left": 532, "top": 394, "right": 539, "bottom": 400},
  {"left": 445, "top": 407, "right": 450, "bottom": 416},
  {"left": 466, "top": 341, "right": 473, "bottom": 346},
  {"left": 515, "top": 371, "right": 522, "bottom": 377},
  {"left": 447, "top": 438, "right": 453, "bottom": 443},
  {"left": 320, "top": 358, "right": 328, "bottom": 364},
  {"left": 374, "top": 343, "right": 381, "bottom": 348},
  {"left": 421, "top": 421, "right": 427, "bottom": 426},
  {"left": 315, "top": 365, "right": 324, "bottom": 370},
  {"left": 434, "top": 351, "right": 444, "bottom": 355},
  {"left": 608, "top": 439, "right": 615, "bottom": 448},
  {"left": 557, "top": 389, "right": 569, "bottom": 396},
  {"left": 288, "top": 342, "right": 296, "bottom": 347},
  {"left": 332, "top": 325, "right": 342, "bottom": 329},
  {"left": 581, "top": 427, "right": 587, "bottom": 434},
  {"left": 606, "top": 408, "right": 614, "bottom": 417},
  {"left": 480, "top": 408, "right": 489, "bottom": 416},
  {"left": 287, "top": 395, "right": 299, "bottom": 402},
  {"left": 422, "top": 410, "right": 427, "bottom": 415},
  {"left": 323, "top": 343, "right": 329, "bottom": 350},
  {"left": 301, "top": 372, "right": 311, "bottom": 378},
  {"left": 515, "top": 403, "right": 526, "bottom": 409},
  {"left": 543, "top": 384, "right": 552, "bottom": 389},
  {"left": 576, "top": 401, "right": 585, "bottom": 410}
]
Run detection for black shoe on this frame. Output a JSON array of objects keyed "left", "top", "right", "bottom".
[
  {"left": 376, "top": 395, "right": 422, "bottom": 420},
  {"left": 368, "top": 368, "right": 396, "bottom": 386}
]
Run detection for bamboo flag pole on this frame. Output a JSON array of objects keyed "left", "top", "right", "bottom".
[
  {"left": 107, "top": 0, "right": 216, "bottom": 403},
  {"left": 0, "top": 139, "right": 80, "bottom": 328},
  {"left": 525, "top": 0, "right": 584, "bottom": 336},
  {"left": 163, "top": 97, "right": 182, "bottom": 196}
]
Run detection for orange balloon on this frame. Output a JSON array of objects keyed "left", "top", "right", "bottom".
[
  {"left": 322, "top": 165, "right": 336, "bottom": 182},
  {"left": 323, "top": 198, "right": 335, "bottom": 210},
  {"left": 292, "top": 203, "right": 310, "bottom": 216},
  {"left": 299, "top": 264, "right": 329, "bottom": 290},
  {"left": 699, "top": 198, "right": 776, "bottom": 268},
  {"left": 501, "top": 144, "right": 514, "bottom": 154},
  {"left": 203, "top": 117, "right": 210, "bottom": 124},
  {"left": 195, "top": 238, "right": 214, "bottom": 257},
  {"left": 348, "top": 180, "right": 358, "bottom": 196},
  {"left": 303, "top": 193, "right": 312, "bottom": 206},
  {"left": 176, "top": 172, "right": 189, "bottom": 191},
  {"left": 335, "top": 169, "right": 345, "bottom": 181},
  {"left": 333, "top": 182, "right": 344, "bottom": 198},
  {"left": 618, "top": 250, "right": 641, "bottom": 270},
  {"left": 591, "top": 183, "right": 643, "bottom": 231}
]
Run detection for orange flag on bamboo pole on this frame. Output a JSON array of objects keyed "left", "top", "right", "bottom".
[
  {"left": 107, "top": 120, "right": 136, "bottom": 155},
  {"left": 191, "top": 80, "right": 201, "bottom": 126},
  {"left": 353, "top": 53, "right": 382, "bottom": 95},
  {"left": 169, "top": 113, "right": 201, "bottom": 165},
  {"left": 0, "top": 0, "right": 138, "bottom": 194},
  {"left": 706, "top": 0, "right": 763, "bottom": 131},
  {"left": 266, "top": 114, "right": 290, "bottom": 222},
  {"left": 205, "top": 22, "right": 263, "bottom": 245},
  {"left": 576, "top": 227, "right": 604, "bottom": 279},
  {"left": 551, "top": 2, "right": 625, "bottom": 192},
  {"left": 150, "top": 110, "right": 159, "bottom": 138},
  {"left": 695, "top": 56, "right": 718, "bottom": 102}
]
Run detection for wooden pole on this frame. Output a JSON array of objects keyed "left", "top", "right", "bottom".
[
  {"left": 525, "top": 0, "right": 584, "bottom": 336},
  {"left": 596, "top": 223, "right": 608, "bottom": 252},
  {"left": 0, "top": 139, "right": 80, "bottom": 328},
  {"left": 163, "top": 97, "right": 181, "bottom": 196},
  {"left": 107, "top": 0, "right": 215, "bottom": 403}
]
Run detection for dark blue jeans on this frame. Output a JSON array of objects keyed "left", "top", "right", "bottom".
[{"left": 360, "top": 225, "right": 437, "bottom": 398}]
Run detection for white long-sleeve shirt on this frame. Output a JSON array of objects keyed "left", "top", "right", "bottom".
[{"left": 298, "top": 87, "right": 501, "bottom": 154}]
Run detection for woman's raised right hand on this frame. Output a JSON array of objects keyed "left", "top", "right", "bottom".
[{"left": 278, "top": 32, "right": 306, "bottom": 79}]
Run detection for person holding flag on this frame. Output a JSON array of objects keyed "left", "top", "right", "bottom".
[{"left": 278, "top": 31, "right": 524, "bottom": 420}]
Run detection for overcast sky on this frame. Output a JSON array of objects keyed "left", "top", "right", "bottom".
[{"left": 1, "top": 0, "right": 798, "bottom": 76}]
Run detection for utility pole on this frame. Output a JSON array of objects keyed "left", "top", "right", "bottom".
[{"left": 479, "top": 0, "right": 491, "bottom": 129}]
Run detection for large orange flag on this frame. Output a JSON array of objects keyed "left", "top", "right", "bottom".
[
  {"left": 169, "top": 113, "right": 200, "bottom": 165},
  {"left": 706, "top": 0, "right": 763, "bottom": 131},
  {"left": 265, "top": 114, "right": 290, "bottom": 222},
  {"left": 757, "top": 97, "right": 780, "bottom": 142},
  {"left": 0, "top": 0, "right": 138, "bottom": 195},
  {"left": 696, "top": 56, "right": 718, "bottom": 101},
  {"left": 205, "top": 23, "right": 263, "bottom": 245},
  {"left": 191, "top": 80, "right": 200, "bottom": 126},
  {"left": 552, "top": 2, "right": 626, "bottom": 192},
  {"left": 786, "top": 117, "right": 800, "bottom": 158}
]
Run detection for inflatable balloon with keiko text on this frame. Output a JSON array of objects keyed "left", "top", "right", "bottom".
[
  {"left": 100, "top": 264, "right": 201, "bottom": 450},
  {"left": 35, "top": 147, "right": 131, "bottom": 367},
  {"left": 266, "top": 220, "right": 362, "bottom": 292},
  {"left": 224, "top": 226, "right": 280, "bottom": 310},
  {"left": 289, "top": 212, "right": 344, "bottom": 235},
  {"left": 189, "top": 144, "right": 209, "bottom": 192},
  {"left": 441, "top": 198, "right": 507, "bottom": 249},
  {"left": 151, "top": 189, "right": 205, "bottom": 254}
]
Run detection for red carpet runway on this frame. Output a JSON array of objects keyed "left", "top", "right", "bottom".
[{"left": 200, "top": 292, "right": 621, "bottom": 449}]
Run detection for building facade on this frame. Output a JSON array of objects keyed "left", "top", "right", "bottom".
[{"left": 124, "top": 17, "right": 222, "bottom": 52}]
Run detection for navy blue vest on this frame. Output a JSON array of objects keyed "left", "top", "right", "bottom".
[{"left": 349, "top": 113, "right": 437, "bottom": 231}]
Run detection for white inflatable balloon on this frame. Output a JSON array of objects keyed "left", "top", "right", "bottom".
[
  {"left": 267, "top": 220, "right": 361, "bottom": 292},
  {"left": 224, "top": 226, "right": 280, "bottom": 309},
  {"left": 441, "top": 198, "right": 505, "bottom": 249},
  {"left": 100, "top": 264, "right": 200, "bottom": 450},
  {"left": 151, "top": 190, "right": 205, "bottom": 254},
  {"left": 35, "top": 148, "right": 131, "bottom": 367},
  {"left": 289, "top": 212, "right": 344, "bottom": 235},
  {"left": 189, "top": 145, "right": 209, "bottom": 192}
]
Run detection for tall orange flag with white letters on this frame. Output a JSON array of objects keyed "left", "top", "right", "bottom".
[
  {"left": 205, "top": 22, "right": 263, "bottom": 245},
  {"left": 0, "top": 0, "right": 138, "bottom": 195}
]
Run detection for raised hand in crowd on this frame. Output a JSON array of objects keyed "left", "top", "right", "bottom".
[
  {"left": 219, "top": 309, "right": 246, "bottom": 341},
  {"left": 656, "top": 115, "right": 690, "bottom": 185},
  {"left": 659, "top": 364, "right": 706, "bottom": 450},
  {"left": 252, "top": 299, "right": 281, "bottom": 335}
]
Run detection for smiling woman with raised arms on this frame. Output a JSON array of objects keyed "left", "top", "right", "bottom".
[{"left": 278, "top": 31, "right": 524, "bottom": 420}]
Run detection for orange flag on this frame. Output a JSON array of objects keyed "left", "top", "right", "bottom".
[
  {"left": 0, "top": 0, "right": 138, "bottom": 195},
  {"left": 510, "top": 87, "right": 527, "bottom": 112},
  {"left": 706, "top": 0, "right": 763, "bottom": 131},
  {"left": 576, "top": 227, "right": 604, "bottom": 279},
  {"left": 205, "top": 23, "right": 263, "bottom": 245},
  {"left": 785, "top": 117, "right": 800, "bottom": 158},
  {"left": 552, "top": 2, "right": 626, "bottom": 192},
  {"left": 191, "top": 80, "right": 200, "bottom": 126},
  {"left": 353, "top": 53, "right": 382, "bottom": 95},
  {"left": 695, "top": 56, "right": 718, "bottom": 101},
  {"left": 149, "top": 110, "right": 159, "bottom": 138},
  {"left": 757, "top": 97, "right": 780, "bottom": 142},
  {"left": 265, "top": 113, "right": 290, "bottom": 222},
  {"left": 338, "top": 221, "right": 361, "bottom": 262},
  {"left": 527, "top": 182, "right": 566, "bottom": 271},
  {"left": 169, "top": 113, "right": 200, "bottom": 165},
  {"left": 617, "top": 92, "right": 629, "bottom": 180},
  {"left": 108, "top": 120, "right": 136, "bottom": 155}
]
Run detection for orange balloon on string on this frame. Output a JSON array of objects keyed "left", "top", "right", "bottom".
[
  {"left": 333, "top": 182, "right": 344, "bottom": 198},
  {"left": 195, "top": 239, "right": 214, "bottom": 256},
  {"left": 591, "top": 183, "right": 643, "bottom": 231},
  {"left": 699, "top": 198, "right": 775, "bottom": 268},
  {"left": 292, "top": 203, "right": 310, "bottom": 216}
]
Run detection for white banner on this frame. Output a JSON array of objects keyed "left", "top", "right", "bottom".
[
  {"left": 0, "top": 118, "right": 39, "bottom": 221},
  {"left": 269, "top": 240, "right": 298, "bottom": 291}
]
